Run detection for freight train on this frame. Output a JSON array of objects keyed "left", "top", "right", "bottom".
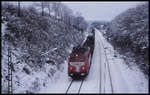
[{"left": 68, "top": 28, "right": 95, "bottom": 79}]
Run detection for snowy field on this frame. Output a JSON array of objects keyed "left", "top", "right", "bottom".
[{"left": 39, "top": 29, "right": 148, "bottom": 94}]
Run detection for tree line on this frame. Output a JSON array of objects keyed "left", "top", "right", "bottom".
[{"left": 92, "top": 3, "right": 149, "bottom": 76}]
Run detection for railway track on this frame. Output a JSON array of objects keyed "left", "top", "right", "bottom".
[
  {"left": 66, "top": 30, "right": 114, "bottom": 94},
  {"left": 66, "top": 53, "right": 93, "bottom": 94},
  {"left": 98, "top": 41, "right": 102, "bottom": 93},
  {"left": 65, "top": 79, "right": 74, "bottom": 93},
  {"left": 65, "top": 79, "right": 84, "bottom": 94},
  {"left": 99, "top": 31, "right": 114, "bottom": 93}
]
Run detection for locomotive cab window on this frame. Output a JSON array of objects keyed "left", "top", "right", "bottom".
[
  {"left": 70, "top": 57, "right": 76, "bottom": 62},
  {"left": 78, "top": 56, "right": 85, "bottom": 62}
]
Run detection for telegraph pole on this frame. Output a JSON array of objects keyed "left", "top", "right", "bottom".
[{"left": 8, "top": 48, "right": 12, "bottom": 94}]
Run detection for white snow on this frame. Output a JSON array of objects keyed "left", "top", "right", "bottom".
[
  {"left": 40, "top": 60, "right": 72, "bottom": 93},
  {"left": 95, "top": 28, "right": 148, "bottom": 93},
  {"left": 2, "top": 25, "right": 147, "bottom": 93},
  {"left": 41, "top": 48, "right": 57, "bottom": 56},
  {"left": 1, "top": 21, "right": 7, "bottom": 36},
  {"left": 38, "top": 28, "right": 148, "bottom": 93}
]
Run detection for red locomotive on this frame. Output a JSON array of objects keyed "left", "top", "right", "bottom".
[
  {"left": 68, "top": 29, "right": 95, "bottom": 79},
  {"left": 68, "top": 46, "right": 92, "bottom": 78}
]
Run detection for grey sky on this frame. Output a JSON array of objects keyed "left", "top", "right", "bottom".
[
  {"left": 4, "top": 1, "right": 147, "bottom": 21},
  {"left": 63, "top": 2, "right": 146, "bottom": 21}
]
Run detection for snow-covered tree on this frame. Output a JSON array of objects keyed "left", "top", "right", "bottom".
[
  {"left": 1, "top": 2, "right": 89, "bottom": 93},
  {"left": 107, "top": 3, "right": 149, "bottom": 75}
]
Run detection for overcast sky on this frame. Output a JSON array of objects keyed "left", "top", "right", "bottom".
[
  {"left": 4, "top": 1, "right": 147, "bottom": 21},
  {"left": 63, "top": 2, "right": 146, "bottom": 21},
  {"left": 64, "top": 2, "right": 144, "bottom": 21}
]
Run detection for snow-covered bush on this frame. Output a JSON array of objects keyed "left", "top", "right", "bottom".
[
  {"left": 107, "top": 3, "right": 149, "bottom": 75},
  {"left": 1, "top": 2, "right": 88, "bottom": 93},
  {"left": 92, "top": 3, "right": 149, "bottom": 76}
]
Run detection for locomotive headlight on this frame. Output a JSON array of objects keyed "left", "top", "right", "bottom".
[
  {"left": 70, "top": 73, "right": 73, "bottom": 76},
  {"left": 81, "top": 73, "right": 85, "bottom": 76},
  {"left": 82, "top": 67, "right": 85, "bottom": 70}
]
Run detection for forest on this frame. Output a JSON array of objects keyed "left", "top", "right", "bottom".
[
  {"left": 1, "top": 2, "right": 148, "bottom": 94},
  {"left": 92, "top": 3, "right": 149, "bottom": 75},
  {"left": 2, "top": 2, "right": 88, "bottom": 93}
]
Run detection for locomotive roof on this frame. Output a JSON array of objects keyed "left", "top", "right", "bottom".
[{"left": 71, "top": 46, "right": 90, "bottom": 55}]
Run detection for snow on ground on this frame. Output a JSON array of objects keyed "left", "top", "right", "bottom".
[
  {"left": 1, "top": 20, "right": 7, "bottom": 36},
  {"left": 39, "top": 60, "right": 71, "bottom": 93},
  {"left": 97, "top": 28, "right": 148, "bottom": 93},
  {"left": 2, "top": 22, "right": 10, "bottom": 93}
]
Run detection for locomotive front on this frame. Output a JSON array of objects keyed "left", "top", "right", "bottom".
[{"left": 68, "top": 47, "right": 90, "bottom": 79}]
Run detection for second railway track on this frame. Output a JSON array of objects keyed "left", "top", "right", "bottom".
[{"left": 99, "top": 31, "right": 114, "bottom": 93}]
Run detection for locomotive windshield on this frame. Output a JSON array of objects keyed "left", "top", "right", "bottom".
[
  {"left": 70, "top": 57, "right": 76, "bottom": 62},
  {"left": 72, "top": 47, "right": 87, "bottom": 54},
  {"left": 78, "top": 57, "right": 85, "bottom": 62}
]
